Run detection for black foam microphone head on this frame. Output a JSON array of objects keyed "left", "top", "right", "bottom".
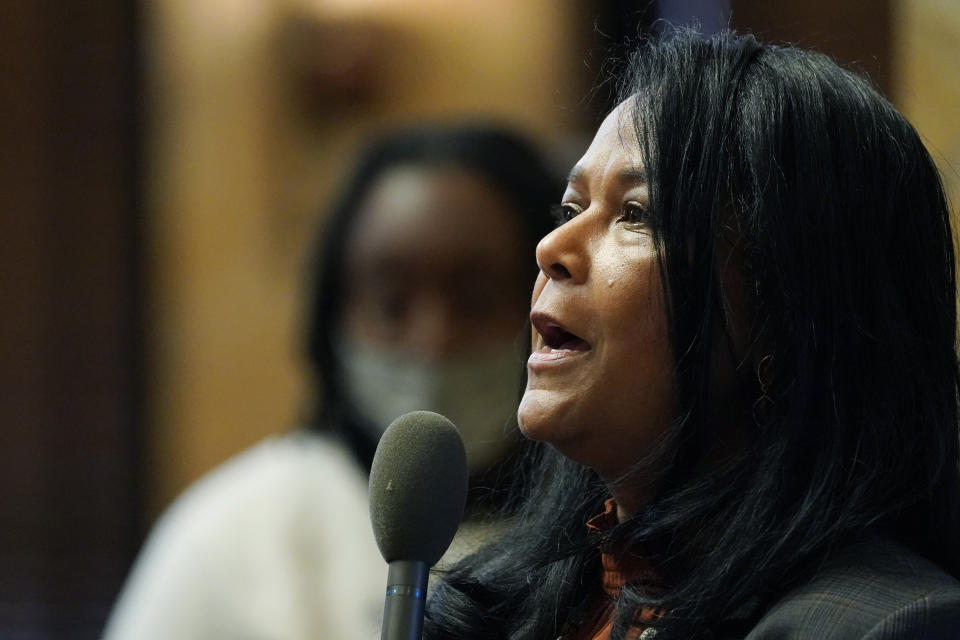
[{"left": 369, "top": 411, "right": 469, "bottom": 565}]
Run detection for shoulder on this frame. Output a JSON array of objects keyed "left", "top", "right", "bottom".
[
  {"left": 134, "top": 430, "right": 374, "bottom": 565},
  {"left": 159, "top": 430, "right": 367, "bottom": 529},
  {"left": 104, "top": 430, "right": 384, "bottom": 640},
  {"left": 743, "top": 535, "right": 960, "bottom": 639}
]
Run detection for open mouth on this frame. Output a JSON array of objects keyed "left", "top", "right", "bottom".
[{"left": 531, "top": 312, "right": 591, "bottom": 352}]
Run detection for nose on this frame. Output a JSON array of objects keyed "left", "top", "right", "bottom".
[
  {"left": 535, "top": 216, "right": 589, "bottom": 283},
  {"left": 405, "top": 293, "right": 459, "bottom": 361}
]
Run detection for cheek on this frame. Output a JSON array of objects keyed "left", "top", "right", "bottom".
[
  {"left": 601, "top": 261, "right": 674, "bottom": 405},
  {"left": 339, "top": 295, "right": 383, "bottom": 344},
  {"left": 605, "top": 259, "right": 666, "bottom": 338},
  {"left": 530, "top": 270, "right": 547, "bottom": 305},
  {"left": 528, "top": 271, "right": 548, "bottom": 350}
]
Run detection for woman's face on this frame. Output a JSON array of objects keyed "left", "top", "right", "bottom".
[
  {"left": 341, "top": 165, "right": 529, "bottom": 358},
  {"left": 337, "top": 164, "right": 532, "bottom": 469},
  {"left": 518, "top": 101, "right": 676, "bottom": 481}
]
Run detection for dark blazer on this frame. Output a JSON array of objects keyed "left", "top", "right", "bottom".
[{"left": 735, "top": 534, "right": 960, "bottom": 639}]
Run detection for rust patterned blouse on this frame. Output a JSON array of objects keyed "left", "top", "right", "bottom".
[{"left": 563, "top": 499, "right": 665, "bottom": 640}]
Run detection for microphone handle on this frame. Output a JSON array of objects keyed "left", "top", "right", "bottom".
[{"left": 381, "top": 560, "right": 429, "bottom": 640}]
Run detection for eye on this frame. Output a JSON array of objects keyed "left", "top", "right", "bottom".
[
  {"left": 619, "top": 201, "right": 652, "bottom": 228},
  {"left": 550, "top": 202, "right": 584, "bottom": 227}
]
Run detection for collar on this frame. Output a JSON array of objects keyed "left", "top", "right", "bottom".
[{"left": 587, "top": 498, "right": 664, "bottom": 599}]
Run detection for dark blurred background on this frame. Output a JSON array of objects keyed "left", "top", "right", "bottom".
[{"left": 1, "top": 1, "right": 956, "bottom": 637}]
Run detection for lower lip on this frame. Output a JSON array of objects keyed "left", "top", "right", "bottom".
[{"left": 528, "top": 347, "right": 590, "bottom": 368}]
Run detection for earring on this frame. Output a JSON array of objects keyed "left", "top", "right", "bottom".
[{"left": 752, "top": 353, "right": 775, "bottom": 428}]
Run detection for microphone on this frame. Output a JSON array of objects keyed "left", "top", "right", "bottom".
[{"left": 369, "top": 411, "right": 468, "bottom": 640}]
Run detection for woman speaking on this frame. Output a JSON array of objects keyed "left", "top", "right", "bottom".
[{"left": 423, "top": 30, "right": 960, "bottom": 639}]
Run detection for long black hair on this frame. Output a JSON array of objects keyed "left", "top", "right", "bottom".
[
  {"left": 303, "top": 123, "right": 558, "bottom": 471},
  {"left": 424, "top": 30, "right": 960, "bottom": 639}
]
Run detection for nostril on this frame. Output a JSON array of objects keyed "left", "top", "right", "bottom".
[{"left": 551, "top": 263, "right": 571, "bottom": 279}]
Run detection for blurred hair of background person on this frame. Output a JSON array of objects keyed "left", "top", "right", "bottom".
[{"left": 101, "top": 123, "right": 558, "bottom": 640}]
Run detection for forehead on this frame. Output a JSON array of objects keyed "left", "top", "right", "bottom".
[
  {"left": 570, "top": 99, "right": 643, "bottom": 184},
  {"left": 345, "top": 164, "right": 525, "bottom": 274}
]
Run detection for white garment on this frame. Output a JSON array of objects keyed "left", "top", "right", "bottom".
[{"left": 102, "top": 431, "right": 385, "bottom": 640}]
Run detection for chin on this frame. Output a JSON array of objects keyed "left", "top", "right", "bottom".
[
  {"left": 517, "top": 388, "right": 576, "bottom": 445},
  {"left": 517, "top": 389, "right": 549, "bottom": 441},
  {"left": 516, "top": 399, "right": 543, "bottom": 441}
]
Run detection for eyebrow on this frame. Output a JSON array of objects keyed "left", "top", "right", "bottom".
[{"left": 566, "top": 166, "right": 648, "bottom": 187}]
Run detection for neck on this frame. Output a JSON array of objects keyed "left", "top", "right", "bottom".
[{"left": 605, "top": 476, "right": 657, "bottom": 521}]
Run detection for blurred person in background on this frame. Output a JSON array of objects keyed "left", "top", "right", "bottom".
[{"left": 103, "top": 123, "right": 558, "bottom": 640}]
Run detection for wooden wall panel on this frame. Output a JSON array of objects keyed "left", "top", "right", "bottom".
[
  {"left": 0, "top": 3, "right": 141, "bottom": 638},
  {"left": 893, "top": 0, "right": 960, "bottom": 212},
  {"left": 575, "top": 0, "right": 894, "bottom": 97},
  {"left": 731, "top": 0, "right": 892, "bottom": 95}
]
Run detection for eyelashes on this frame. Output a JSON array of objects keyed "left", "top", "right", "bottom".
[
  {"left": 549, "top": 201, "right": 652, "bottom": 229},
  {"left": 550, "top": 202, "right": 582, "bottom": 227},
  {"left": 620, "top": 201, "right": 652, "bottom": 226}
]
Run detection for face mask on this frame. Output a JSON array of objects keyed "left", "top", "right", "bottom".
[{"left": 336, "top": 337, "right": 525, "bottom": 472}]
